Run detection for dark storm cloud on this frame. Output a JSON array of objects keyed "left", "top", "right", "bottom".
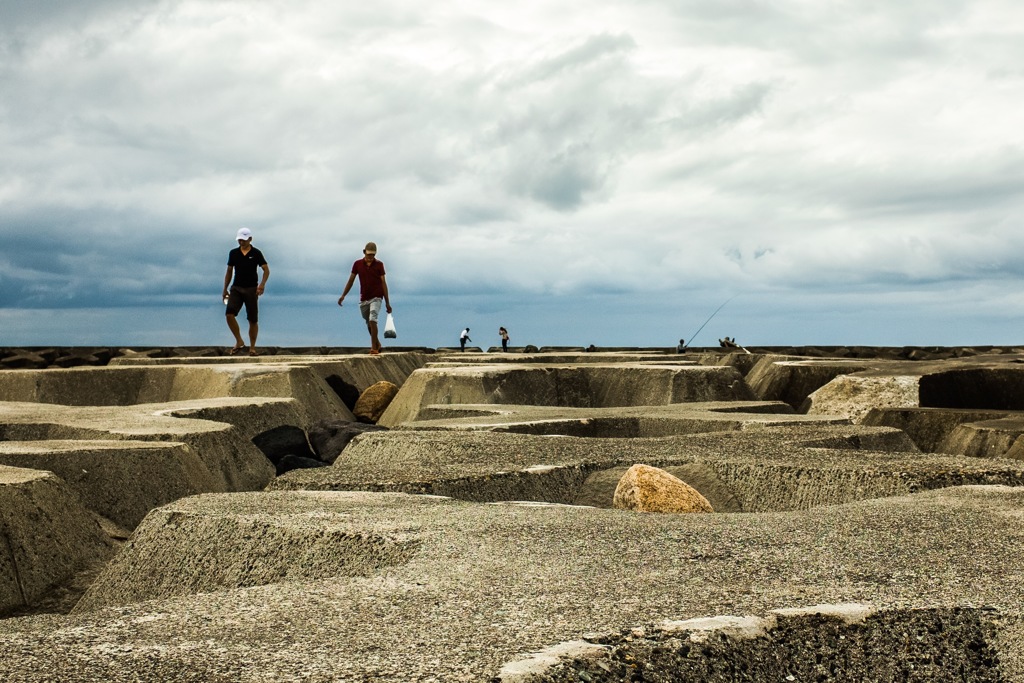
[{"left": 2, "top": 0, "right": 1024, "bottom": 346}]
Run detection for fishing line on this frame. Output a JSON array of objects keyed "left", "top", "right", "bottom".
[{"left": 683, "top": 295, "right": 736, "bottom": 350}]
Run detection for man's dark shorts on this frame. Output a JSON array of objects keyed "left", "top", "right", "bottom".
[{"left": 226, "top": 286, "right": 259, "bottom": 323}]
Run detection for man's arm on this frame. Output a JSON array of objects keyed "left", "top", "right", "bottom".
[
  {"left": 338, "top": 272, "right": 357, "bottom": 306},
  {"left": 222, "top": 266, "right": 233, "bottom": 299},
  {"left": 381, "top": 274, "right": 392, "bottom": 314},
  {"left": 257, "top": 264, "right": 270, "bottom": 296}
]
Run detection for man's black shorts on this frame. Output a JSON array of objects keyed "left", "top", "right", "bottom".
[{"left": 226, "top": 286, "right": 259, "bottom": 322}]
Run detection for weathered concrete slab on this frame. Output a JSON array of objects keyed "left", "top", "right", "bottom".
[
  {"left": 0, "top": 466, "right": 116, "bottom": 616},
  {"left": 501, "top": 604, "right": 1004, "bottom": 682},
  {"left": 0, "top": 440, "right": 221, "bottom": 529},
  {"left": 0, "top": 486, "right": 1018, "bottom": 680},
  {"left": 272, "top": 425, "right": 1024, "bottom": 512},
  {"left": 863, "top": 407, "right": 1024, "bottom": 455},
  {"left": 941, "top": 416, "right": 1024, "bottom": 460},
  {"left": 804, "top": 374, "right": 920, "bottom": 422},
  {"left": 745, "top": 357, "right": 876, "bottom": 409},
  {"left": 0, "top": 363, "right": 356, "bottom": 423},
  {"left": 392, "top": 401, "right": 843, "bottom": 437},
  {"left": 919, "top": 366, "right": 1024, "bottom": 410},
  {"left": 379, "top": 365, "right": 758, "bottom": 427},
  {"left": 107, "top": 351, "right": 429, "bottom": 393},
  {"left": 425, "top": 352, "right": 682, "bottom": 365},
  {"left": 0, "top": 398, "right": 294, "bottom": 494}
]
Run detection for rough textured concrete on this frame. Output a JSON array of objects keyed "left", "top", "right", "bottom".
[
  {"left": 745, "top": 358, "right": 876, "bottom": 409},
  {"left": 4, "top": 349, "right": 1024, "bottom": 680},
  {"left": 107, "top": 352, "right": 429, "bottom": 395},
  {"left": 389, "top": 401, "right": 843, "bottom": 438},
  {"left": 0, "top": 440, "right": 220, "bottom": 529},
  {"left": 0, "top": 487, "right": 1020, "bottom": 681},
  {"left": 378, "top": 364, "right": 756, "bottom": 427},
  {"left": 0, "top": 363, "right": 356, "bottom": 424},
  {"left": 502, "top": 604, "right": 1004, "bottom": 682},
  {"left": 863, "top": 408, "right": 1024, "bottom": 455},
  {"left": 804, "top": 374, "right": 920, "bottom": 422},
  {"left": 272, "top": 426, "right": 1024, "bottom": 512},
  {"left": 0, "top": 398, "right": 288, "bottom": 495},
  {"left": 0, "top": 466, "right": 116, "bottom": 616},
  {"left": 942, "top": 416, "right": 1024, "bottom": 460}
]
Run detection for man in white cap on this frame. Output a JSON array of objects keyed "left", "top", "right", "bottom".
[
  {"left": 337, "top": 241, "right": 392, "bottom": 355},
  {"left": 222, "top": 227, "right": 270, "bottom": 356}
]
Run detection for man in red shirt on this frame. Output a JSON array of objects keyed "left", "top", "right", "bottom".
[{"left": 338, "top": 242, "right": 392, "bottom": 355}]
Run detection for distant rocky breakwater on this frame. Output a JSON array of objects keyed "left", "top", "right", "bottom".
[
  {"left": 1, "top": 348, "right": 1024, "bottom": 680},
  {"left": 0, "top": 344, "right": 1016, "bottom": 369}
]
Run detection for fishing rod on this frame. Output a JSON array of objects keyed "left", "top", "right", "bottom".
[{"left": 683, "top": 295, "right": 736, "bottom": 350}]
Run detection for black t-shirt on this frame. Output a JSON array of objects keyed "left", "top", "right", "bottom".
[{"left": 228, "top": 246, "right": 267, "bottom": 287}]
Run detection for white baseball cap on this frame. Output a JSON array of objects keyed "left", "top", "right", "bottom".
[{"left": 236, "top": 227, "right": 253, "bottom": 240}]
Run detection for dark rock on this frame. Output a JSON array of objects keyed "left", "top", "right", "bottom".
[
  {"left": 524, "top": 345, "right": 539, "bottom": 353},
  {"left": 52, "top": 353, "right": 100, "bottom": 368},
  {"left": 34, "top": 348, "right": 61, "bottom": 364},
  {"left": 1, "top": 352, "right": 47, "bottom": 369},
  {"left": 276, "top": 455, "right": 327, "bottom": 476},
  {"left": 251, "top": 426, "right": 316, "bottom": 465},
  {"left": 308, "top": 419, "right": 387, "bottom": 464}
]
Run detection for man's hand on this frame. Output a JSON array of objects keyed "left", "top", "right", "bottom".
[
  {"left": 257, "top": 284, "right": 265, "bottom": 296},
  {"left": 386, "top": 303, "right": 393, "bottom": 314},
  {"left": 337, "top": 295, "right": 345, "bottom": 307}
]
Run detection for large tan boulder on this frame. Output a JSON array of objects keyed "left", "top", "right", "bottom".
[
  {"left": 613, "top": 464, "right": 714, "bottom": 514},
  {"left": 353, "top": 381, "right": 400, "bottom": 423}
]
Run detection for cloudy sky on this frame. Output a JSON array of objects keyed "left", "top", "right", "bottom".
[{"left": 2, "top": 0, "right": 1023, "bottom": 349}]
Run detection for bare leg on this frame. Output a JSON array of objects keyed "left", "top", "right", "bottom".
[
  {"left": 368, "top": 321, "right": 381, "bottom": 352},
  {"left": 226, "top": 314, "right": 245, "bottom": 349},
  {"left": 248, "top": 322, "right": 259, "bottom": 353}
]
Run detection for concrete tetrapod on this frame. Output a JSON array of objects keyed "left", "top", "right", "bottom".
[
  {"left": 378, "top": 364, "right": 756, "bottom": 427},
  {"left": 0, "top": 487, "right": 1015, "bottom": 680},
  {"left": 0, "top": 466, "right": 115, "bottom": 616}
]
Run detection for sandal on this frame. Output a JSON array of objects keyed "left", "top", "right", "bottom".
[
  {"left": 249, "top": 349, "right": 260, "bottom": 357},
  {"left": 228, "top": 345, "right": 245, "bottom": 356}
]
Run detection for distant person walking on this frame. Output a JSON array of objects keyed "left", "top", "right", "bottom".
[
  {"left": 499, "top": 326, "right": 510, "bottom": 352},
  {"left": 460, "top": 328, "right": 472, "bottom": 351},
  {"left": 338, "top": 242, "right": 392, "bottom": 355},
  {"left": 222, "top": 227, "right": 269, "bottom": 356},
  {"left": 677, "top": 339, "right": 686, "bottom": 353}
]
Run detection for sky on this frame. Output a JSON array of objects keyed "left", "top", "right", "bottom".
[{"left": 2, "top": 0, "right": 1024, "bottom": 349}]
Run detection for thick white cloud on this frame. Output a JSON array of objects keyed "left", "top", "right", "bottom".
[{"left": 1, "top": 0, "right": 1022, "bottom": 345}]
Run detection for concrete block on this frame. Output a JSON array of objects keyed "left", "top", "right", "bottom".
[{"left": 0, "top": 466, "right": 115, "bottom": 615}]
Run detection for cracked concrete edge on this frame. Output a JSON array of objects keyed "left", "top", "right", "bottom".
[
  {"left": 496, "top": 604, "right": 878, "bottom": 682},
  {"left": 497, "top": 640, "right": 611, "bottom": 682},
  {"left": 499, "top": 603, "right": 1024, "bottom": 682}
]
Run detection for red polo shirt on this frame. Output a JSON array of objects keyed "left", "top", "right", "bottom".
[{"left": 352, "top": 258, "right": 386, "bottom": 301}]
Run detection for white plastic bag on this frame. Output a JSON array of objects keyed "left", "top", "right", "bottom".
[{"left": 383, "top": 312, "right": 397, "bottom": 339}]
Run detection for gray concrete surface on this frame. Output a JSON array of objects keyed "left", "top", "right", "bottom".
[
  {"left": 864, "top": 407, "right": 1024, "bottom": 459},
  {"left": 0, "top": 398, "right": 295, "bottom": 495},
  {"left": 0, "top": 466, "right": 116, "bottom": 616},
  {"left": 378, "top": 364, "right": 756, "bottom": 427},
  {"left": 3, "top": 349, "right": 1024, "bottom": 680},
  {"left": 0, "top": 487, "right": 1019, "bottom": 681},
  {"left": 273, "top": 425, "right": 1024, "bottom": 512},
  {"left": 0, "top": 440, "right": 219, "bottom": 529}
]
